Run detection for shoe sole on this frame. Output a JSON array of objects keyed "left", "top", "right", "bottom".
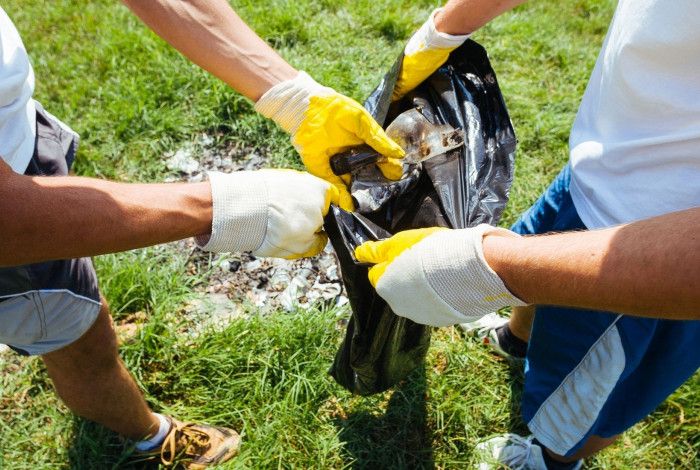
[{"left": 188, "top": 431, "right": 242, "bottom": 469}]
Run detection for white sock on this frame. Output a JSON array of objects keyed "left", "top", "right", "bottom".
[{"left": 135, "top": 413, "right": 171, "bottom": 451}]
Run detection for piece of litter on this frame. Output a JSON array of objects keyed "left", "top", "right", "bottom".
[{"left": 165, "top": 148, "right": 200, "bottom": 174}]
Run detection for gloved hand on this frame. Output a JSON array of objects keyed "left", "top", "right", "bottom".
[
  {"left": 392, "top": 9, "right": 470, "bottom": 102},
  {"left": 196, "top": 169, "right": 339, "bottom": 259},
  {"left": 354, "top": 225, "right": 527, "bottom": 326},
  {"left": 254, "top": 72, "right": 405, "bottom": 210}
]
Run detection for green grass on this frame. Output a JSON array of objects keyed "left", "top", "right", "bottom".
[{"left": 1, "top": 0, "right": 699, "bottom": 468}]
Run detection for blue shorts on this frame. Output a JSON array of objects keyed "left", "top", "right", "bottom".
[{"left": 511, "top": 165, "right": 700, "bottom": 457}]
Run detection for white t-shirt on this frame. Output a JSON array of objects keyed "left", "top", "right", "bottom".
[
  {"left": 0, "top": 7, "right": 35, "bottom": 174},
  {"left": 569, "top": 0, "right": 700, "bottom": 229}
]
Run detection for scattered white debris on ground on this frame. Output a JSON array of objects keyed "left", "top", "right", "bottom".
[
  {"left": 182, "top": 241, "right": 347, "bottom": 313},
  {"left": 164, "top": 135, "right": 348, "bottom": 333},
  {"left": 164, "top": 133, "right": 268, "bottom": 183},
  {"left": 165, "top": 147, "right": 200, "bottom": 175}
]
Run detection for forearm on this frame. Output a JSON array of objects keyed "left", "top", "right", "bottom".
[
  {"left": 0, "top": 167, "right": 212, "bottom": 266},
  {"left": 484, "top": 208, "right": 700, "bottom": 319},
  {"left": 122, "top": 0, "right": 297, "bottom": 101},
  {"left": 435, "top": 0, "right": 527, "bottom": 35}
]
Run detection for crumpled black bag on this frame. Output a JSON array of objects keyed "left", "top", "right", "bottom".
[{"left": 325, "top": 40, "right": 517, "bottom": 395}]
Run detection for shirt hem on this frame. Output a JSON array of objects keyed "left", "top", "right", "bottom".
[{"left": 568, "top": 173, "right": 609, "bottom": 230}]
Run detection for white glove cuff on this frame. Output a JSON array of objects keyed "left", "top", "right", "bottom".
[
  {"left": 254, "top": 71, "right": 333, "bottom": 135},
  {"left": 196, "top": 171, "right": 268, "bottom": 253},
  {"left": 404, "top": 9, "right": 471, "bottom": 56},
  {"left": 422, "top": 225, "right": 527, "bottom": 316}
]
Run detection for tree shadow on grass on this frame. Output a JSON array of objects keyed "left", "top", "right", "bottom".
[{"left": 334, "top": 366, "right": 434, "bottom": 470}]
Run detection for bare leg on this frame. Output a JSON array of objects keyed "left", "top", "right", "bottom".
[
  {"left": 546, "top": 434, "right": 619, "bottom": 462},
  {"left": 41, "top": 298, "right": 159, "bottom": 440},
  {"left": 508, "top": 305, "right": 536, "bottom": 342}
]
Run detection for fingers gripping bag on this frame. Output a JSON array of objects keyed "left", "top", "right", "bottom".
[{"left": 325, "top": 40, "right": 517, "bottom": 395}]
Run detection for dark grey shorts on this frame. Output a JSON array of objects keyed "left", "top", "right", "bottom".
[{"left": 0, "top": 103, "right": 101, "bottom": 356}]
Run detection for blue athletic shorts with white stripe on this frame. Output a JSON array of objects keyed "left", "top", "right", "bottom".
[{"left": 511, "top": 164, "right": 700, "bottom": 457}]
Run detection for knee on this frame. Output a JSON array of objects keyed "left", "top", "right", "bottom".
[
  {"left": 75, "top": 306, "right": 120, "bottom": 372},
  {"left": 43, "top": 302, "right": 121, "bottom": 376}
]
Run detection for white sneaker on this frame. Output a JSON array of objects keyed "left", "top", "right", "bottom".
[
  {"left": 459, "top": 312, "right": 521, "bottom": 359},
  {"left": 475, "top": 434, "right": 581, "bottom": 470}
]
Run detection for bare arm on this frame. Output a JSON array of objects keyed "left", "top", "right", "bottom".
[
  {"left": 484, "top": 207, "right": 700, "bottom": 319},
  {"left": 435, "top": 0, "right": 528, "bottom": 35},
  {"left": 121, "top": 0, "right": 297, "bottom": 101},
  {"left": 0, "top": 160, "right": 212, "bottom": 266}
]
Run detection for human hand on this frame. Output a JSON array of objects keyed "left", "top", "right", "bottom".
[
  {"left": 254, "top": 72, "right": 405, "bottom": 210},
  {"left": 392, "top": 9, "right": 470, "bottom": 101},
  {"left": 197, "top": 169, "right": 339, "bottom": 259},
  {"left": 354, "top": 225, "right": 526, "bottom": 326}
]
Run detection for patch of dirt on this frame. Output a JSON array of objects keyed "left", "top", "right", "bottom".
[{"left": 114, "top": 311, "right": 147, "bottom": 345}]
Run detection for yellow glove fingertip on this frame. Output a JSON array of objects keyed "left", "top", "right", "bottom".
[
  {"left": 338, "top": 186, "right": 355, "bottom": 211},
  {"left": 323, "top": 184, "right": 341, "bottom": 215},
  {"left": 391, "top": 87, "right": 405, "bottom": 103},
  {"left": 367, "top": 263, "right": 388, "bottom": 288},
  {"left": 283, "top": 233, "right": 328, "bottom": 260},
  {"left": 368, "top": 131, "right": 405, "bottom": 161},
  {"left": 306, "top": 233, "right": 329, "bottom": 258},
  {"left": 378, "top": 158, "right": 405, "bottom": 181},
  {"left": 354, "top": 241, "right": 378, "bottom": 264},
  {"left": 355, "top": 112, "right": 406, "bottom": 161}
]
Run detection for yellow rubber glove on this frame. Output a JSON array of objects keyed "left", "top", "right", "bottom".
[
  {"left": 255, "top": 72, "right": 405, "bottom": 210},
  {"left": 355, "top": 225, "right": 526, "bottom": 327},
  {"left": 392, "top": 9, "right": 470, "bottom": 102},
  {"left": 355, "top": 227, "right": 447, "bottom": 287}
]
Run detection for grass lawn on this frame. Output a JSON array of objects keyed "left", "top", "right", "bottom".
[{"left": 1, "top": 0, "right": 699, "bottom": 468}]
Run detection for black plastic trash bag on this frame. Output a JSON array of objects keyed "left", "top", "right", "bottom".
[{"left": 325, "top": 40, "right": 517, "bottom": 395}]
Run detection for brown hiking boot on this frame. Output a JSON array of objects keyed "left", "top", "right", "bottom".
[{"left": 132, "top": 417, "right": 241, "bottom": 468}]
